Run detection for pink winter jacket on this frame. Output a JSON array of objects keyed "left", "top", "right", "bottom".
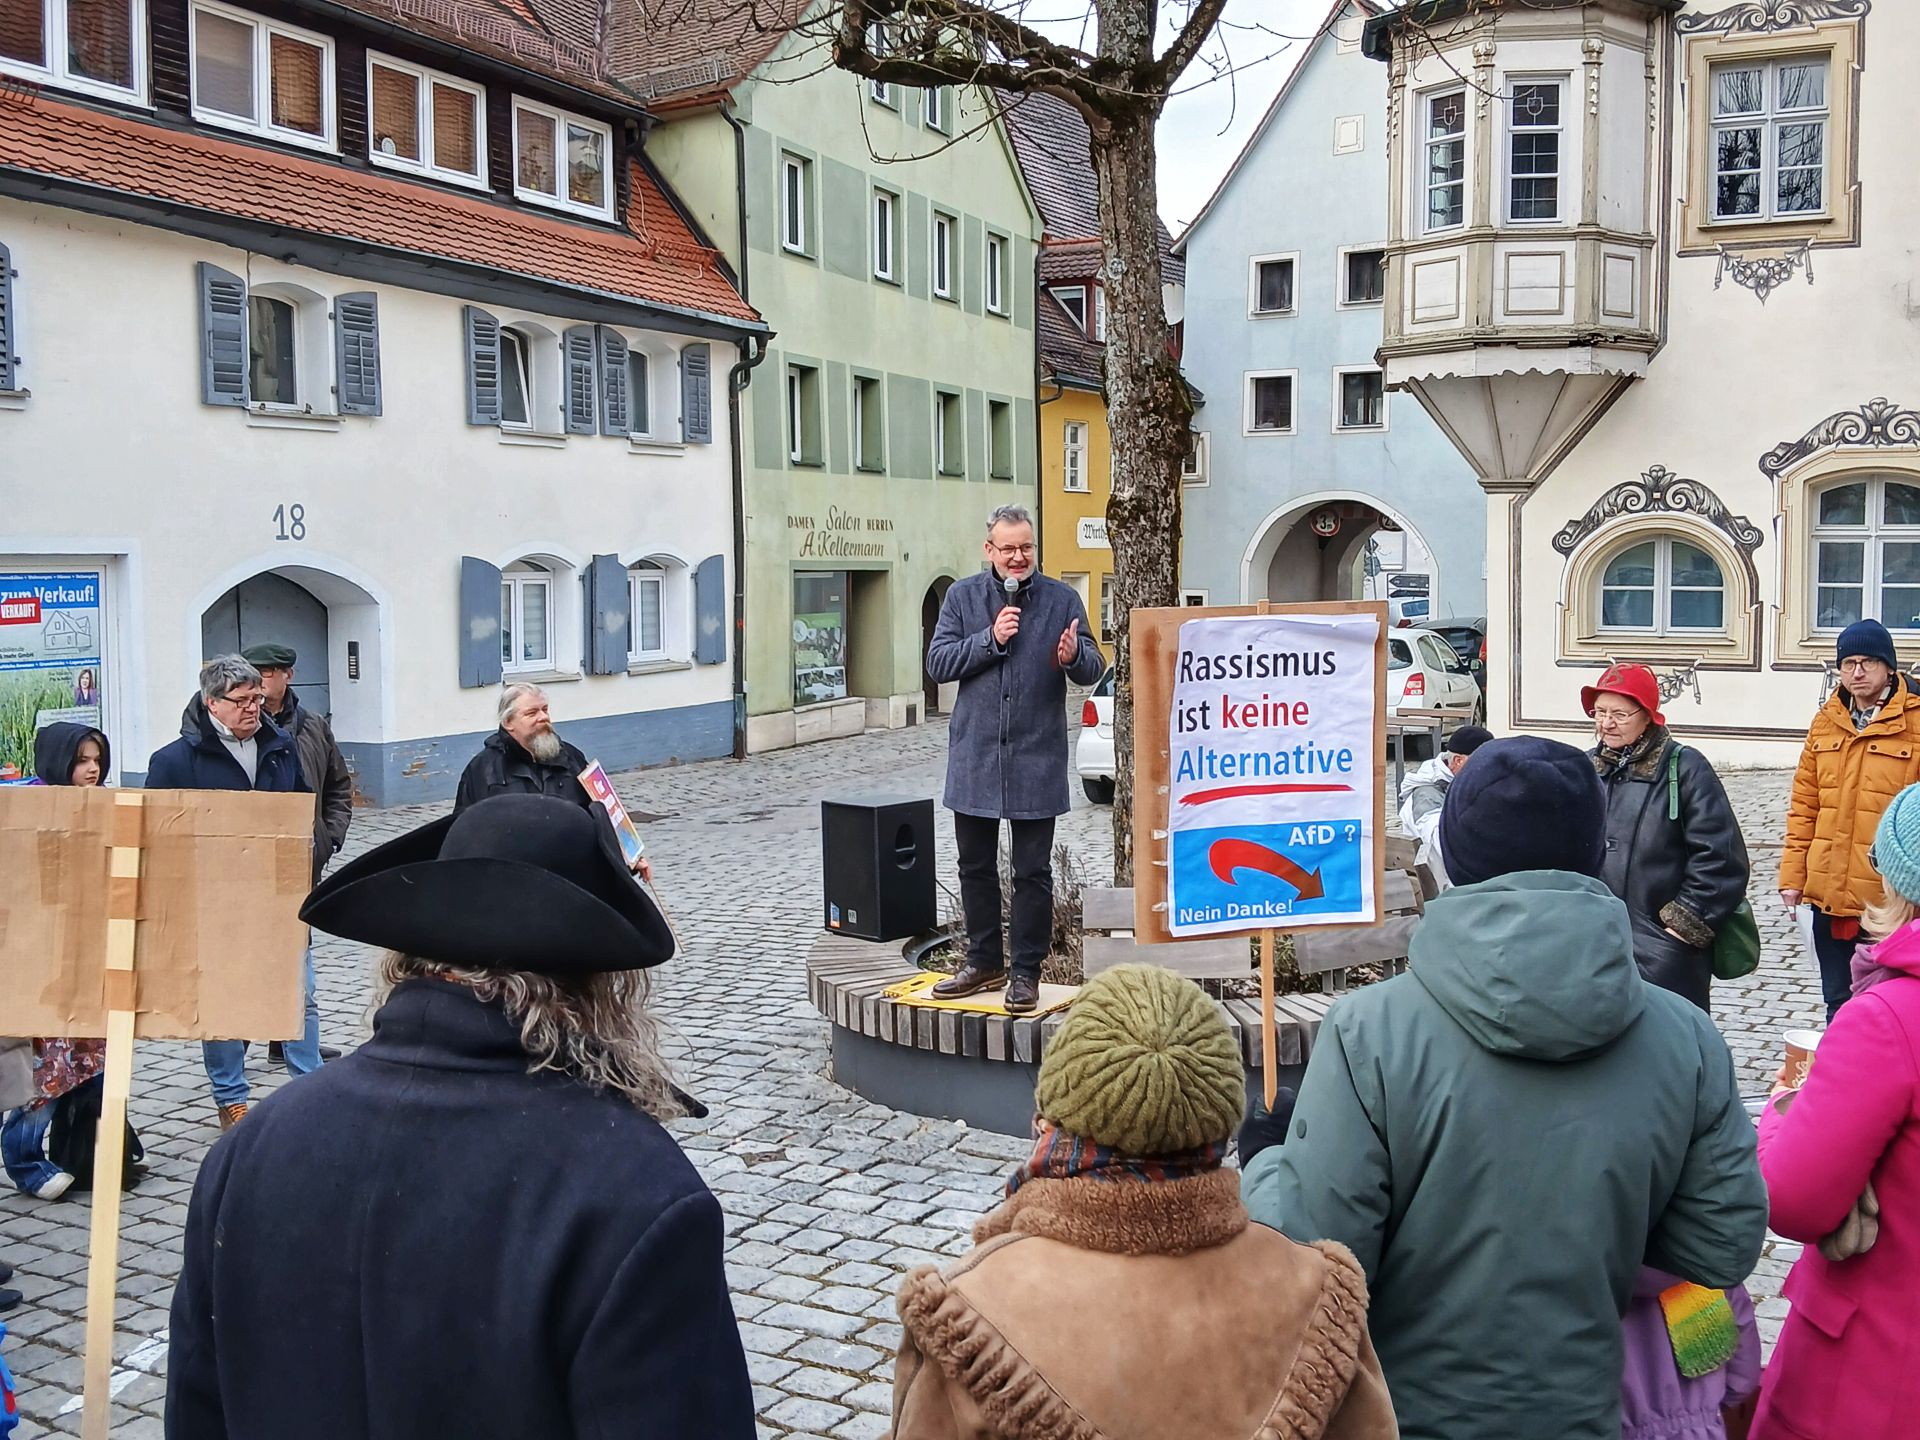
[{"left": 1752, "top": 920, "right": 1920, "bottom": 1440}]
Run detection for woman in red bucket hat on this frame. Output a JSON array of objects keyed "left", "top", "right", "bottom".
[{"left": 1583, "top": 664, "right": 1749, "bottom": 1011}]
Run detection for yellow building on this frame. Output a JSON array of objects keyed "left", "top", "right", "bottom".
[{"left": 1036, "top": 277, "right": 1115, "bottom": 644}]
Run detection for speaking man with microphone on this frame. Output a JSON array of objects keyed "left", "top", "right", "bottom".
[{"left": 925, "top": 504, "right": 1107, "bottom": 1012}]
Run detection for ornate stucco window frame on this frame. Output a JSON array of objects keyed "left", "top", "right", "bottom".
[
  {"left": 1553, "top": 466, "right": 1763, "bottom": 668},
  {"left": 1770, "top": 449, "right": 1920, "bottom": 667},
  {"left": 1676, "top": 6, "right": 1865, "bottom": 260}
]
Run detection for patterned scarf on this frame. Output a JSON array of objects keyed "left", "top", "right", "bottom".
[
  {"left": 1657, "top": 1282, "right": 1739, "bottom": 1379},
  {"left": 1006, "top": 1116, "right": 1229, "bottom": 1197},
  {"left": 1594, "top": 723, "right": 1665, "bottom": 778}
]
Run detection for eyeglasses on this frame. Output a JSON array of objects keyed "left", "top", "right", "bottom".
[
  {"left": 1591, "top": 707, "right": 1642, "bottom": 725},
  {"left": 213, "top": 692, "right": 264, "bottom": 710},
  {"left": 1839, "top": 659, "right": 1884, "bottom": 674},
  {"left": 991, "top": 543, "right": 1036, "bottom": 558}
]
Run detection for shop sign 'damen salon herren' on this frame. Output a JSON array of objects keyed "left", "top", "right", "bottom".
[{"left": 1166, "top": 611, "right": 1381, "bottom": 937}]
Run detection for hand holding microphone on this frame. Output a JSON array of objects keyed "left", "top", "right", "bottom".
[{"left": 993, "top": 574, "right": 1022, "bottom": 646}]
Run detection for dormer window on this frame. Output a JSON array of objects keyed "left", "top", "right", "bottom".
[
  {"left": 191, "top": 1, "right": 334, "bottom": 152},
  {"left": 513, "top": 98, "right": 613, "bottom": 220},
  {"left": 1506, "top": 80, "right": 1563, "bottom": 223},
  {"left": 1051, "top": 284, "right": 1088, "bottom": 332},
  {"left": 369, "top": 54, "right": 486, "bottom": 188},
  {"left": 0, "top": 0, "right": 144, "bottom": 101},
  {"left": 1423, "top": 89, "right": 1466, "bottom": 232}
]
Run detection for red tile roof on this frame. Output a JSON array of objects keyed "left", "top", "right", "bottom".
[
  {"left": 605, "top": 0, "right": 806, "bottom": 104},
  {"left": 0, "top": 90, "right": 760, "bottom": 326},
  {"left": 1038, "top": 286, "right": 1103, "bottom": 393},
  {"left": 325, "top": 0, "right": 641, "bottom": 107}
]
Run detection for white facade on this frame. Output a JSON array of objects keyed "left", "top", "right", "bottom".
[
  {"left": 0, "top": 199, "right": 741, "bottom": 800},
  {"left": 1371, "top": 0, "right": 1910, "bottom": 767}
]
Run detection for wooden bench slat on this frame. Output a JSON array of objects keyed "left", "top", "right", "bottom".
[
  {"left": 1083, "top": 934, "right": 1249, "bottom": 980},
  {"left": 1384, "top": 834, "right": 1420, "bottom": 873},
  {"left": 1081, "top": 887, "right": 1138, "bottom": 930},
  {"left": 1294, "top": 914, "right": 1420, "bottom": 974}
]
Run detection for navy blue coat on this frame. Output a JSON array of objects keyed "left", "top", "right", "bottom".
[
  {"left": 927, "top": 570, "right": 1105, "bottom": 819},
  {"left": 166, "top": 979, "right": 754, "bottom": 1440},
  {"left": 145, "top": 702, "right": 305, "bottom": 794}
]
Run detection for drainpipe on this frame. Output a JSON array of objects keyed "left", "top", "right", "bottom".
[{"left": 721, "top": 99, "right": 763, "bottom": 760}]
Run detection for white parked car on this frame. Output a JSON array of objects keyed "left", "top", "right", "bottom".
[
  {"left": 1075, "top": 667, "right": 1116, "bottom": 804},
  {"left": 1390, "top": 627, "right": 1483, "bottom": 722}
]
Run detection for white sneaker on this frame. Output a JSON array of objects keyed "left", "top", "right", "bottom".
[{"left": 33, "top": 1170, "right": 74, "bottom": 1201}]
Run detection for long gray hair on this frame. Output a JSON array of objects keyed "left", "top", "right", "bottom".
[{"left": 376, "top": 953, "right": 687, "bottom": 1121}]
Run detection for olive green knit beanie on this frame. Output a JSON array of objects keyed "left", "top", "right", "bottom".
[{"left": 1033, "top": 963, "right": 1246, "bottom": 1155}]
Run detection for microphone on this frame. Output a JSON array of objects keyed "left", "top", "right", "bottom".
[{"left": 1001, "top": 573, "right": 1021, "bottom": 649}]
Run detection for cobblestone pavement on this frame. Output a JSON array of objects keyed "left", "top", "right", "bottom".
[{"left": 0, "top": 725, "right": 1820, "bottom": 1436}]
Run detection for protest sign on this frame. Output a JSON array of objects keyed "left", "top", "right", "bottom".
[
  {"left": 0, "top": 572, "right": 104, "bottom": 781},
  {"left": 1166, "top": 610, "right": 1382, "bottom": 937}
]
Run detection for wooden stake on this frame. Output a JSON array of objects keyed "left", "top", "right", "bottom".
[
  {"left": 1259, "top": 928, "right": 1278, "bottom": 1110},
  {"left": 82, "top": 791, "right": 144, "bottom": 1440}
]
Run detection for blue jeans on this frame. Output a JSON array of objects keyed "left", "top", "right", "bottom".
[
  {"left": 202, "top": 944, "right": 321, "bottom": 1106},
  {"left": 1, "top": 1103, "right": 60, "bottom": 1196}
]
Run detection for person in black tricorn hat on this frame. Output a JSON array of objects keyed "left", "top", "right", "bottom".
[{"left": 165, "top": 795, "right": 752, "bottom": 1440}]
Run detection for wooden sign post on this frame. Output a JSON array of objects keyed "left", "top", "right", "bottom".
[
  {"left": 0, "top": 785, "right": 312, "bottom": 1438},
  {"left": 1128, "top": 601, "right": 1390, "bottom": 1109}
]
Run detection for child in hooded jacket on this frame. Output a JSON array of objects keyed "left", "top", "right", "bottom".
[{"left": 1621, "top": 1267, "right": 1761, "bottom": 1440}]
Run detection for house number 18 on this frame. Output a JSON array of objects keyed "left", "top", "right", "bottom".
[{"left": 273, "top": 504, "right": 308, "bottom": 541}]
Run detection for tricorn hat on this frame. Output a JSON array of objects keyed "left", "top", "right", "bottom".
[{"left": 300, "top": 794, "right": 675, "bottom": 973}]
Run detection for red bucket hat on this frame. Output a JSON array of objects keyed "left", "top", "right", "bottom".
[{"left": 1581, "top": 664, "right": 1664, "bottom": 726}]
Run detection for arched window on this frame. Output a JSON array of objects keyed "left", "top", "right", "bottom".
[
  {"left": 1810, "top": 475, "right": 1920, "bottom": 632},
  {"left": 1598, "top": 535, "right": 1725, "bottom": 634},
  {"left": 247, "top": 282, "right": 328, "bottom": 411},
  {"left": 500, "top": 328, "right": 532, "bottom": 427},
  {"left": 501, "top": 559, "right": 552, "bottom": 672},
  {"left": 497, "top": 322, "right": 560, "bottom": 433},
  {"left": 626, "top": 556, "right": 691, "bottom": 665}
]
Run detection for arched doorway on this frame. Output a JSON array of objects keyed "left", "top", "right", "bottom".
[
  {"left": 202, "top": 572, "right": 331, "bottom": 714},
  {"left": 1242, "top": 494, "right": 1440, "bottom": 617},
  {"left": 921, "top": 577, "right": 955, "bottom": 717}
]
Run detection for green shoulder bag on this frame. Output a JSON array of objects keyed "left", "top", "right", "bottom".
[{"left": 1669, "top": 744, "right": 1761, "bottom": 980}]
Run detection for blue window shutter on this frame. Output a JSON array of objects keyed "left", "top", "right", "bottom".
[
  {"left": 458, "top": 556, "right": 504, "bottom": 688},
  {"left": 680, "top": 343, "right": 712, "bottom": 443},
  {"left": 587, "top": 553, "right": 630, "bottom": 674},
  {"left": 0, "top": 241, "right": 15, "bottom": 393},
  {"left": 464, "top": 305, "right": 501, "bottom": 425},
  {"left": 564, "top": 324, "right": 598, "bottom": 435},
  {"left": 694, "top": 553, "right": 726, "bottom": 664},
  {"left": 334, "top": 291, "right": 382, "bottom": 416},
  {"left": 198, "top": 261, "right": 248, "bottom": 408},
  {"left": 598, "top": 327, "right": 629, "bottom": 435}
]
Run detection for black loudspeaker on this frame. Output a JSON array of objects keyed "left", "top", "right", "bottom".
[{"left": 821, "top": 795, "right": 937, "bottom": 941}]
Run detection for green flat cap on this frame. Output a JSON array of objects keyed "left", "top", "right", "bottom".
[{"left": 241, "top": 643, "right": 297, "bottom": 669}]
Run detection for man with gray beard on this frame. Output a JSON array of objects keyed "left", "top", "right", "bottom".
[{"left": 454, "top": 682, "right": 591, "bottom": 812}]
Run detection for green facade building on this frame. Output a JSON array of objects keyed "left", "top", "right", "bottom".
[{"left": 643, "top": 14, "right": 1041, "bottom": 750}]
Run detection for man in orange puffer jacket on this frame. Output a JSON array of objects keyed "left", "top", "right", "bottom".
[{"left": 1781, "top": 619, "right": 1920, "bottom": 1019}]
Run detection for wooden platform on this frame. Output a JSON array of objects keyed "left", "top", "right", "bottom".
[{"left": 806, "top": 931, "right": 1335, "bottom": 1071}]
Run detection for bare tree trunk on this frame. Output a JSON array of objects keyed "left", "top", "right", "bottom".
[{"left": 1094, "top": 107, "right": 1189, "bottom": 887}]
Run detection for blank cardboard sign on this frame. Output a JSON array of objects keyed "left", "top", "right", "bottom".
[{"left": 0, "top": 786, "right": 311, "bottom": 1040}]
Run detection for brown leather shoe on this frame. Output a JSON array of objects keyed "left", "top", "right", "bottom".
[
  {"left": 1004, "top": 974, "right": 1040, "bottom": 1014},
  {"left": 932, "top": 964, "right": 1007, "bottom": 999},
  {"left": 217, "top": 1102, "right": 249, "bottom": 1131}
]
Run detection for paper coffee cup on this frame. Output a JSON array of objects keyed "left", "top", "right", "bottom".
[{"left": 1783, "top": 1028, "right": 1822, "bottom": 1089}]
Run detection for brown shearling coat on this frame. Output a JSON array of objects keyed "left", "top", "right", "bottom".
[
  {"left": 890, "top": 1167, "right": 1397, "bottom": 1440},
  {"left": 1780, "top": 678, "right": 1920, "bottom": 917}
]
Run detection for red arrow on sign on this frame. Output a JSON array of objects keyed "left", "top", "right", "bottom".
[{"left": 1207, "top": 838, "right": 1325, "bottom": 901}]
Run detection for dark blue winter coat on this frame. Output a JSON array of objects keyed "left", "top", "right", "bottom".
[
  {"left": 927, "top": 570, "right": 1105, "bottom": 819},
  {"left": 166, "top": 978, "right": 754, "bottom": 1440},
  {"left": 144, "top": 701, "right": 304, "bottom": 794}
]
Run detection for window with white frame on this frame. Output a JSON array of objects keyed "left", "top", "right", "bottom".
[
  {"left": 1245, "top": 372, "right": 1295, "bottom": 435},
  {"left": 513, "top": 98, "right": 611, "bottom": 219},
  {"left": 866, "top": 23, "right": 892, "bottom": 105},
  {"left": 1342, "top": 247, "right": 1385, "bottom": 305},
  {"left": 0, "top": 0, "right": 143, "bottom": 99},
  {"left": 243, "top": 283, "right": 332, "bottom": 412},
  {"left": 1093, "top": 284, "right": 1106, "bottom": 340},
  {"left": 191, "top": 1, "right": 333, "bottom": 149},
  {"left": 1424, "top": 88, "right": 1467, "bottom": 231},
  {"left": 1507, "top": 79, "right": 1563, "bottom": 222},
  {"left": 922, "top": 85, "right": 946, "bottom": 131},
  {"left": 986, "top": 233, "right": 1006, "bottom": 314},
  {"left": 1063, "top": 420, "right": 1088, "bottom": 492},
  {"left": 1811, "top": 476, "right": 1920, "bottom": 632},
  {"left": 935, "top": 390, "right": 963, "bottom": 475},
  {"left": 499, "top": 328, "right": 533, "bottom": 428},
  {"left": 1249, "top": 254, "right": 1296, "bottom": 316},
  {"left": 368, "top": 54, "right": 485, "bottom": 185},
  {"left": 1711, "top": 56, "right": 1828, "bottom": 221},
  {"left": 501, "top": 561, "right": 553, "bottom": 672},
  {"left": 853, "top": 373, "right": 884, "bottom": 471},
  {"left": 1180, "top": 431, "right": 1208, "bottom": 485},
  {"left": 1598, "top": 536, "right": 1727, "bottom": 633},
  {"left": 1335, "top": 368, "right": 1386, "bottom": 431},
  {"left": 782, "top": 153, "right": 811, "bottom": 254},
  {"left": 628, "top": 562, "right": 666, "bottom": 661},
  {"left": 1051, "top": 284, "right": 1087, "bottom": 333},
  {"left": 872, "top": 188, "right": 898, "bottom": 282},
  {"left": 932, "top": 212, "right": 955, "bottom": 298},
  {"left": 787, "top": 363, "right": 822, "bottom": 465},
  {"left": 1099, "top": 574, "right": 1113, "bottom": 641},
  {"left": 625, "top": 349, "right": 651, "bottom": 437}
]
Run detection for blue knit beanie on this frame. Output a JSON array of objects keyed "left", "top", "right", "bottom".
[
  {"left": 1872, "top": 785, "right": 1920, "bottom": 903},
  {"left": 1837, "top": 618, "right": 1898, "bottom": 670},
  {"left": 1439, "top": 736, "right": 1607, "bottom": 888}
]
